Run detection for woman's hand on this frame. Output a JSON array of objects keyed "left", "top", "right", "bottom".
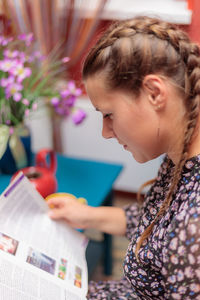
[
  {"left": 46, "top": 193, "right": 93, "bottom": 229},
  {"left": 46, "top": 193, "right": 127, "bottom": 235}
]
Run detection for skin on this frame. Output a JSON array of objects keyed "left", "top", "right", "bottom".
[
  {"left": 47, "top": 73, "right": 200, "bottom": 235},
  {"left": 48, "top": 197, "right": 126, "bottom": 235},
  {"left": 85, "top": 73, "right": 186, "bottom": 164}
]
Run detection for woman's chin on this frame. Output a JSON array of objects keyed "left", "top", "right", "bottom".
[{"left": 130, "top": 152, "right": 155, "bottom": 164}]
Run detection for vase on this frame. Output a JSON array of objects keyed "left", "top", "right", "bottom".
[{"left": 0, "top": 125, "right": 32, "bottom": 175}]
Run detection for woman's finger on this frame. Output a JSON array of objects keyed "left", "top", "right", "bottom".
[
  {"left": 45, "top": 193, "right": 76, "bottom": 206},
  {"left": 48, "top": 207, "right": 66, "bottom": 219}
]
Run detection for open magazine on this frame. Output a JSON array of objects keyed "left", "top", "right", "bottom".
[{"left": 0, "top": 172, "right": 89, "bottom": 300}]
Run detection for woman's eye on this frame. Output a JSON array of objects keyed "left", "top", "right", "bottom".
[{"left": 103, "top": 113, "right": 113, "bottom": 119}]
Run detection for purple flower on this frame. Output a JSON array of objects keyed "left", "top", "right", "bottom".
[
  {"left": 50, "top": 80, "right": 85, "bottom": 122},
  {"left": 0, "top": 76, "right": 15, "bottom": 88},
  {"left": 27, "top": 50, "right": 44, "bottom": 63},
  {"left": 51, "top": 97, "right": 60, "bottom": 106},
  {"left": 67, "top": 81, "right": 75, "bottom": 91},
  {"left": 55, "top": 106, "right": 69, "bottom": 116},
  {"left": 0, "top": 33, "right": 85, "bottom": 127},
  {"left": 72, "top": 109, "right": 86, "bottom": 124},
  {"left": 11, "top": 63, "right": 32, "bottom": 82},
  {"left": 74, "top": 88, "right": 82, "bottom": 97},
  {"left": 27, "top": 55, "right": 34, "bottom": 63},
  {"left": 33, "top": 51, "right": 43, "bottom": 59},
  {"left": 66, "top": 80, "right": 82, "bottom": 97},
  {"left": 18, "top": 52, "right": 27, "bottom": 63},
  {"left": 13, "top": 92, "right": 22, "bottom": 102},
  {"left": 6, "top": 120, "right": 11, "bottom": 125},
  {"left": 66, "top": 95, "right": 76, "bottom": 107},
  {"left": 18, "top": 33, "right": 26, "bottom": 40},
  {"left": 18, "top": 33, "right": 34, "bottom": 46},
  {"left": 0, "top": 59, "right": 17, "bottom": 72},
  {"left": 3, "top": 49, "right": 19, "bottom": 58},
  {"left": 60, "top": 89, "right": 70, "bottom": 98},
  {"left": 5, "top": 82, "right": 23, "bottom": 101},
  {"left": 62, "top": 57, "right": 70, "bottom": 63},
  {"left": 9, "top": 127, "right": 14, "bottom": 135},
  {"left": 22, "top": 98, "right": 29, "bottom": 106},
  {"left": 0, "top": 36, "right": 13, "bottom": 46},
  {"left": 58, "top": 81, "right": 82, "bottom": 110},
  {"left": 25, "top": 109, "right": 30, "bottom": 116},
  {"left": 32, "top": 103, "right": 38, "bottom": 111}
]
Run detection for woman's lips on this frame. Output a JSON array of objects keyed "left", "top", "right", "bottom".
[{"left": 117, "top": 140, "right": 128, "bottom": 150}]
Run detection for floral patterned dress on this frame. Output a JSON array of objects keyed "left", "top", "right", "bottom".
[{"left": 87, "top": 155, "right": 200, "bottom": 299}]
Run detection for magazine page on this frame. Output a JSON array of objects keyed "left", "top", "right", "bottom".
[{"left": 0, "top": 173, "right": 88, "bottom": 300}]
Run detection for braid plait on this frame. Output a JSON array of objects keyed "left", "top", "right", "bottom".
[
  {"left": 82, "top": 16, "right": 200, "bottom": 261},
  {"left": 136, "top": 63, "right": 200, "bottom": 263},
  {"left": 135, "top": 44, "right": 200, "bottom": 261},
  {"left": 114, "top": 18, "right": 200, "bottom": 261},
  {"left": 101, "top": 17, "right": 200, "bottom": 85},
  {"left": 108, "top": 17, "right": 190, "bottom": 51},
  {"left": 132, "top": 19, "right": 200, "bottom": 97}
]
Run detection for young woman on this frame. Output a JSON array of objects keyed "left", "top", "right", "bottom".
[{"left": 47, "top": 16, "right": 200, "bottom": 299}]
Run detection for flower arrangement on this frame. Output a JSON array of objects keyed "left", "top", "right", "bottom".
[
  {"left": 0, "top": 33, "right": 86, "bottom": 161},
  {"left": 50, "top": 80, "right": 86, "bottom": 125}
]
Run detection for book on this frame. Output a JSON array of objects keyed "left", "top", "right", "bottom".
[{"left": 0, "top": 172, "right": 89, "bottom": 299}]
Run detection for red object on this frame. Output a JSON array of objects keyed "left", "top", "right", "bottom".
[
  {"left": 187, "top": 0, "right": 194, "bottom": 10},
  {"left": 12, "top": 149, "right": 57, "bottom": 198}
]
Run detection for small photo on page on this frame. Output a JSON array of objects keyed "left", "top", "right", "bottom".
[
  {"left": 58, "top": 258, "right": 67, "bottom": 280},
  {"left": 26, "top": 247, "right": 56, "bottom": 275},
  {"left": 74, "top": 266, "right": 82, "bottom": 288},
  {"left": 0, "top": 232, "right": 19, "bottom": 255}
]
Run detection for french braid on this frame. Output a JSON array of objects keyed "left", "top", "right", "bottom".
[{"left": 82, "top": 16, "right": 200, "bottom": 260}]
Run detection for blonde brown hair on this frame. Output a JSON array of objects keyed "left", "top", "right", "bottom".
[{"left": 82, "top": 16, "right": 200, "bottom": 260}]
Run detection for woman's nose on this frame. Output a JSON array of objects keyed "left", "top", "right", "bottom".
[{"left": 102, "top": 120, "right": 115, "bottom": 139}]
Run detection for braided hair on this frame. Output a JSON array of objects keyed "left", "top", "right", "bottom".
[{"left": 82, "top": 16, "right": 200, "bottom": 260}]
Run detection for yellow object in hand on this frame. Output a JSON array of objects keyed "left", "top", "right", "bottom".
[
  {"left": 45, "top": 193, "right": 87, "bottom": 207},
  {"left": 77, "top": 197, "right": 87, "bottom": 205}
]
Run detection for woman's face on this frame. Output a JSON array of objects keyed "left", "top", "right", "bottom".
[{"left": 85, "top": 75, "right": 167, "bottom": 163}]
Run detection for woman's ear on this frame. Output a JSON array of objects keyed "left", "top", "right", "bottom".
[{"left": 142, "top": 75, "right": 167, "bottom": 111}]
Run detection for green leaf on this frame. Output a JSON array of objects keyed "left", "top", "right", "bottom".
[
  {"left": 26, "top": 68, "right": 46, "bottom": 91},
  {"left": 0, "top": 125, "right": 10, "bottom": 159}
]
